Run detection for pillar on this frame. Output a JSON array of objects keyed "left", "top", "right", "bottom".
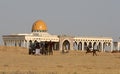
[
  {"left": 6, "top": 40, "right": 8, "bottom": 46},
  {"left": 82, "top": 42, "right": 84, "bottom": 51},
  {"left": 118, "top": 42, "right": 120, "bottom": 51},
  {"left": 70, "top": 41, "right": 73, "bottom": 50},
  {"left": 59, "top": 41, "right": 62, "bottom": 51},
  {"left": 101, "top": 42, "right": 104, "bottom": 52},
  {"left": 8, "top": 40, "right": 10, "bottom": 46},
  {"left": 11, "top": 40, "right": 13, "bottom": 46},
  {"left": 92, "top": 42, "right": 94, "bottom": 49},
  {"left": 26, "top": 40, "right": 29, "bottom": 49}
]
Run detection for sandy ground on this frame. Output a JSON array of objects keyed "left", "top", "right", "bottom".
[{"left": 0, "top": 46, "right": 120, "bottom": 74}]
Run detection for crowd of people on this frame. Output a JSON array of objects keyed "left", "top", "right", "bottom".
[
  {"left": 29, "top": 41, "right": 53, "bottom": 55},
  {"left": 29, "top": 41, "right": 99, "bottom": 56}
]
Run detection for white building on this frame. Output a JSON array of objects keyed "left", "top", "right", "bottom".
[{"left": 2, "top": 20, "right": 114, "bottom": 52}]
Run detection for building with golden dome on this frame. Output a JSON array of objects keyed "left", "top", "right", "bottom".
[{"left": 2, "top": 20, "right": 119, "bottom": 52}]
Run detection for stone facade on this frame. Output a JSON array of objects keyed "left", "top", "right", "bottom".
[{"left": 59, "top": 35, "right": 74, "bottom": 51}]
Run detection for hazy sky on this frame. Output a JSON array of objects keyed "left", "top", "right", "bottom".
[{"left": 0, "top": 0, "right": 120, "bottom": 44}]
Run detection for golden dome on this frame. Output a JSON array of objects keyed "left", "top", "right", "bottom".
[{"left": 32, "top": 20, "right": 47, "bottom": 32}]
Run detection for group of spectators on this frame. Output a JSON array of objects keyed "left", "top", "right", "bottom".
[{"left": 29, "top": 41, "right": 53, "bottom": 55}]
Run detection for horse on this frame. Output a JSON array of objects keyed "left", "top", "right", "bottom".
[{"left": 86, "top": 47, "right": 100, "bottom": 56}]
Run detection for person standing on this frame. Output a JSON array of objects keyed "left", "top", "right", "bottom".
[{"left": 35, "top": 42, "right": 40, "bottom": 55}]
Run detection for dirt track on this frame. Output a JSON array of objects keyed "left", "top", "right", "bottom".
[{"left": 0, "top": 46, "right": 120, "bottom": 74}]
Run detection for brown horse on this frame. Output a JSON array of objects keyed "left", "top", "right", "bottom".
[{"left": 86, "top": 47, "right": 100, "bottom": 56}]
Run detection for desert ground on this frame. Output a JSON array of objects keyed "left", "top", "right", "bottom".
[{"left": 0, "top": 46, "right": 120, "bottom": 74}]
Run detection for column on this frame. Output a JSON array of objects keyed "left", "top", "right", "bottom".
[
  {"left": 11, "top": 40, "right": 13, "bottom": 46},
  {"left": 21, "top": 40, "right": 24, "bottom": 47},
  {"left": 70, "top": 41, "right": 73, "bottom": 50},
  {"left": 8, "top": 40, "right": 10, "bottom": 46},
  {"left": 96, "top": 42, "right": 99, "bottom": 49},
  {"left": 26, "top": 40, "right": 29, "bottom": 49},
  {"left": 118, "top": 42, "right": 120, "bottom": 51},
  {"left": 101, "top": 42, "right": 104, "bottom": 52},
  {"left": 59, "top": 42, "right": 62, "bottom": 51},
  {"left": 6, "top": 40, "right": 8, "bottom": 46},
  {"left": 111, "top": 42, "right": 113, "bottom": 52},
  {"left": 9, "top": 40, "right": 11, "bottom": 46},
  {"left": 82, "top": 42, "right": 84, "bottom": 51}
]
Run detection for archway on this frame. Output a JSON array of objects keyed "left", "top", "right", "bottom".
[
  {"left": 53, "top": 42, "right": 59, "bottom": 50},
  {"left": 78, "top": 42, "right": 82, "bottom": 50},
  {"left": 104, "top": 42, "right": 111, "bottom": 52},
  {"left": 88, "top": 42, "right": 92, "bottom": 48},
  {"left": 84, "top": 42, "right": 87, "bottom": 50},
  {"left": 62, "top": 40, "right": 70, "bottom": 50},
  {"left": 93, "top": 42, "right": 97, "bottom": 49},
  {"left": 98, "top": 42, "right": 102, "bottom": 51},
  {"left": 73, "top": 41, "right": 78, "bottom": 50},
  {"left": 103, "top": 42, "right": 107, "bottom": 51},
  {"left": 119, "top": 43, "right": 120, "bottom": 51}
]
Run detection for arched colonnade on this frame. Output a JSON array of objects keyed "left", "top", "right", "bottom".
[{"left": 73, "top": 37, "right": 113, "bottom": 52}]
